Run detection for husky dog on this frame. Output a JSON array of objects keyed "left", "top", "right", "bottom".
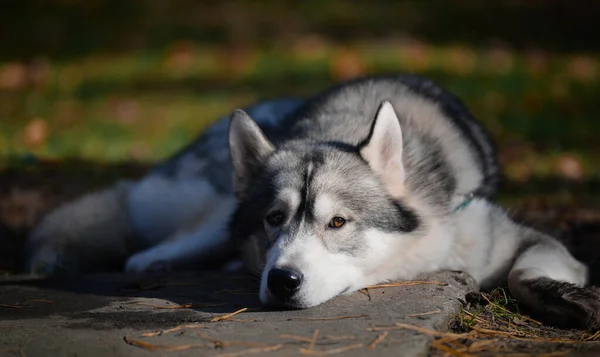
[{"left": 26, "top": 75, "right": 600, "bottom": 329}]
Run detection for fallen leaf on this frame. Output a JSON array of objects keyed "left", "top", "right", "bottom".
[{"left": 23, "top": 118, "right": 48, "bottom": 148}]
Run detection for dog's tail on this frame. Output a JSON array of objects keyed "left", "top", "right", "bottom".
[{"left": 26, "top": 180, "right": 137, "bottom": 274}]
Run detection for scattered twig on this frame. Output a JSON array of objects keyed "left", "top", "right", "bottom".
[
  {"left": 461, "top": 309, "right": 489, "bottom": 326},
  {"left": 394, "top": 321, "right": 592, "bottom": 347},
  {"left": 123, "top": 336, "right": 211, "bottom": 351},
  {"left": 358, "top": 288, "right": 371, "bottom": 300},
  {"left": 470, "top": 326, "right": 528, "bottom": 338},
  {"left": 25, "top": 299, "right": 54, "bottom": 303},
  {"left": 195, "top": 331, "right": 271, "bottom": 348},
  {"left": 211, "top": 344, "right": 284, "bottom": 357},
  {"left": 367, "top": 332, "right": 388, "bottom": 350},
  {"left": 0, "top": 304, "right": 22, "bottom": 309},
  {"left": 583, "top": 330, "right": 600, "bottom": 341},
  {"left": 211, "top": 307, "right": 248, "bottom": 322},
  {"left": 309, "top": 329, "right": 320, "bottom": 350},
  {"left": 407, "top": 309, "right": 441, "bottom": 317},
  {"left": 241, "top": 307, "right": 264, "bottom": 312},
  {"left": 289, "top": 314, "right": 369, "bottom": 321},
  {"left": 431, "top": 339, "right": 474, "bottom": 357},
  {"left": 364, "top": 281, "right": 448, "bottom": 289},
  {"left": 140, "top": 323, "right": 205, "bottom": 337},
  {"left": 466, "top": 339, "right": 501, "bottom": 353},
  {"left": 222, "top": 341, "right": 267, "bottom": 348},
  {"left": 436, "top": 333, "right": 470, "bottom": 346},
  {"left": 368, "top": 322, "right": 470, "bottom": 339},
  {"left": 299, "top": 343, "right": 364, "bottom": 355},
  {"left": 323, "top": 335, "right": 356, "bottom": 341},
  {"left": 195, "top": 331, "right": 225, "bottom": 347}
]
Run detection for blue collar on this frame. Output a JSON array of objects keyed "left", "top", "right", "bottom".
[{"left": 452, "top": 192, "right": 476, "bottom": 213}]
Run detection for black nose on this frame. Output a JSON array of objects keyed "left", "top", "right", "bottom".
[{"left": 267, "top": 268, "right": 303, "bottom": 300}]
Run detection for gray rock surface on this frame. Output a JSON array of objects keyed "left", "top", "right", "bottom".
[{"left": 0, "top": 270, "right": 477, "bottom": 357}]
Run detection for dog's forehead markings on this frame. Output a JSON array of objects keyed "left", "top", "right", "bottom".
[
  {"left": 304, "top": 161, "right": 314, "bottom": 204},
  {"left": 276, "top": 187, "right": 301, "bottom": 208},
  {"left": 314, "top": 193, "right": 335, "bottom": 218}
]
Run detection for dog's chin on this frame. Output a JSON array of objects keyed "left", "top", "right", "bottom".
[
  {"left": 277, "top": 300, "right": 308, "bottom": 310},
  {"left": 260, "top": 286, "right": 352, "bottom": 310},
  {"left": 261, "top": 297, "right": 307, "bottom": 310},
  {"left": 260, "top": 291, "right": 309, "bottom": 310}
]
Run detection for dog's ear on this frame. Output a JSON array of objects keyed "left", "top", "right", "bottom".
[
  {"left": 359, "top": 101, "right": 405, "bottom": 198},
  {"left": 229, "top": 110, "right": 275, "bottom": 197}
]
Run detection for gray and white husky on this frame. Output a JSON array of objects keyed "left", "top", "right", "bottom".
[{"left": 26, "top": 75, "right": 600, "bottom": 329}]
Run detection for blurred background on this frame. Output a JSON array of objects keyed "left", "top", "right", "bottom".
[{"left": 1, "top": 0, "right": 600, "bottom": 273}]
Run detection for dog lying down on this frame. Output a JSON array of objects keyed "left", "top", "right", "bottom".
[{"left": 26, "top": 74, "right": 600, "bottom": 329}]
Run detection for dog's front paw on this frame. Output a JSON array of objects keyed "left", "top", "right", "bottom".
[
  {"left": 521, "top": 277, "right": 600, "bottom": 330},
  {"left": 125, "top": 252, "right": 173, "bottom": 273}
]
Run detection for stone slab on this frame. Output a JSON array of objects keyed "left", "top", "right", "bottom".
[{"left": 0, "top": 270, "right": 477, "bottom": 357}]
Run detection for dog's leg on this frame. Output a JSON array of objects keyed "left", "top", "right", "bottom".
[
  {"left": 453, "top": 199, "right": 599, "bottom": 329},
  {"left": 508, "top": 231, "right": 600, "bottom": 329},
  {"left": 124, "top": 196, "right": 236, "bottom": 272}
]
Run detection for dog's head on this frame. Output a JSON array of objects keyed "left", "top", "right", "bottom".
[{"left": 228, "top": 101, "right": 424, "bottom": 308}]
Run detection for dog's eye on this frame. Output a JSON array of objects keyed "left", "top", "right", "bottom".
[
  {"left": 265, "top": 211, "right": 285, "bottom": 226},
  {"left": 329, "top": 217, "right": 346, "bottom": 229}
]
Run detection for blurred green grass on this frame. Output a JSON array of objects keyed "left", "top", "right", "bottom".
[{"left": 1, "top": 41, "right": 599, "bottom": 182}]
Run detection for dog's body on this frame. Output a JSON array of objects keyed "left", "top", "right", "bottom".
[{"left": 26, "top": 75, "right": 600, "bottom": 329}]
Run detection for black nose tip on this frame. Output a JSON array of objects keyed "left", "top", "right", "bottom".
[{"left": 267, "top": 268, "right": 303, "bottom": 300}]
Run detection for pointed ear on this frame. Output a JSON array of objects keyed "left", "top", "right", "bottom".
[
  {"left": 228, "top": 110, "right": 275, "bottom": 197},
  {"left": 359, "top": 101, "right": 405, "bottom": 198}
]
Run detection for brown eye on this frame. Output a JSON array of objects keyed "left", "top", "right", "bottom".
[
  {"left": 266, "top": 211, "right": 285, "bottom": 226},
  {"left": 329, "top": 217, "right": 346, "bottom": 229}
]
